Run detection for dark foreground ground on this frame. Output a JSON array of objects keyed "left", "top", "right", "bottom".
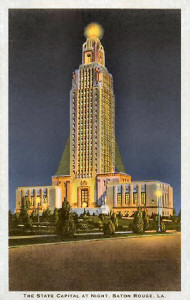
[{"left": 9, "top": 233, "right": 181, "bottom": 291}]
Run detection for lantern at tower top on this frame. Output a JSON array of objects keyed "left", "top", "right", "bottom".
[
  {"left": 82, "top": 23, "right": 105, "bottom": 66},
  {"left": 84, "top": 23, "right": 104, "bottom": 40}
]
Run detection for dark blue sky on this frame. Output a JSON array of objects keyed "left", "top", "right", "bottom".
[{"left": 9, "top": 9, "right": 181, "bottom": 213}]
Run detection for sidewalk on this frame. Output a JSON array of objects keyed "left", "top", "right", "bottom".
[
  {"left": 9, "top": 230, "right": 176, "bottom": 240},
  {"left": 9, "top": 231, "right": 133, "bottom": 239},
  {"left": 9, "top": 234, "right": 57, "bottom": 240}
]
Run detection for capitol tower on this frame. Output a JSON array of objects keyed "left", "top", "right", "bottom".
[
  {"left": 70, "top": 23, "right": 115, "bottom": 178},
  {"left": 16, "top": 23, "right": 173, "bottom": 217}
]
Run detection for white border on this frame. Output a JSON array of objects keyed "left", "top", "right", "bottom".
[{"left": 0, "top": 0, "right": 189, "bottom": 299}]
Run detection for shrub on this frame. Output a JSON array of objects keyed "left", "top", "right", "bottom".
[
  {"left": 72, "top": 212, "right": 79, "bottom": 224},
  {"left": 42, "top": 208, "right": 52, "bottom": 222},
  {"left": 132, "top": 208, "right": 144, "bottom": 233},
  {"left": 121, "top": 225, "right": 129, "bottom": 231},
  {"left": 61, "top": 217, "right": 75, "bottom": 237},
  {"left": 110, "top": 212, "right": 118, "bottom": 229},
  {"left": 177, "top": 210, "right": 181, "bottom": 224},
  {"left": 88, "top": 224, "right": 95, "bottom": 230},
  {"left": 117, "top": 211, "right": 123, "bottom": 219},
  {"left": 99, "top": 213, "right": 105, "bottom": 221},
  {"left": 19, "top": 198, "right": 33, "bottom": 231},
  {"left": 176, "top": 223, "right": 181, "bottom": 231},
  {"left": 25, "top": 214, "right": 33, "bottom": 230},
  {"left": 80, "top": 223, "right": 89, "bottom": 230},
  {"left": 56, "top": 199, "right": 76, "bottom": 238},
  {"left": 152, "top": 215, "right": 158, "bottom": 230},
  {"left": 160, "top": 222, "right": 166, "bottom": 233},
  {"left": 30, "top": 209, "right": 38, "bottom": 222},
  {"left": 53, "top": 208, "right": 59, "bottom": 225},
  {"left": 103, "top": 220, "right": 115, "bottom": 237},
  {"left": 9, "top": 210, "right": 15, "bottom": 229},
  {"left": 98, "top": 220, "right": 103, "bottom": 230},
  {"left": 14, "top": 213, "right": 20, "bottom": 226}
]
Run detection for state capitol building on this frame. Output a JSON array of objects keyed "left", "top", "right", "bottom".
[{"left": 16, "top": 23, "right": 173, "bottom": 217}]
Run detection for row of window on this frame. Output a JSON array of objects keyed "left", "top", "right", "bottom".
[
  {"left": 117, "top": 192, "right": 146, "bottom": 206},
  {"left": 76, "top": 174, "right": 93, "bottom": 178},
  {"left": 79, "top": 79, "right": 93, "bottom": 88},
  {"left": 23, "top": 189, "right": 47, "bottom": 196}
]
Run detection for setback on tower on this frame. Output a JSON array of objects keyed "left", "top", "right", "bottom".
[
  {"left": 56, "top": 136, "right": 126, "bottom": 175},
  {"left": 56, "top": 137, "right": 70, "bottom": 175},
  {"left": 115, "top": 138, "right": 126, "bottom": 173}
]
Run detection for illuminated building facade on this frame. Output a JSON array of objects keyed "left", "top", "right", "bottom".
[
  {"left": 70, "top": 28, "right": 115, "bottom": 178},
  {"left": 15, "top": 23, "right": 174, "bottom": 216}
]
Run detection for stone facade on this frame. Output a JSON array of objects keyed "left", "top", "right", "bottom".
[
  {"left": 106, "top": 181, "right": 173, "bottom": 216},
  {"left": 16, "top": 186, "right": 62, "bottom": 215}
]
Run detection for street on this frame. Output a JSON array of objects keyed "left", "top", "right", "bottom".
[{"left": 9, "top": 233, "right": 181, "bottom": 291}]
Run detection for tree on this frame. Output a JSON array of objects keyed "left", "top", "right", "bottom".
[
  {"left": 86, "top": 210, "right": 91, "bottom": 216},
  {"left": 42, "top": 208, "right": 52, "bottom": 222},
  {"left": 25, "top": 214, "right": 33, "bottom": 230},
  {"left": 173, "top": 208, "right": 176, "bottom": 216},
  {"left": 30, "top": 209, "right": 38, "bottom": 222},
  {"left": 56, "top": 199, "right": 75, "bottom": 238},
  {"left": 14, "top": 212, "right": 20, "bottom": 226},
  {"left": 177, "top": 209, "right": 181, "bottom": 223},
  {"left": 19, "top": 197, "right": 33, "bottom": 230},
  {"left": 142, "top": 210, "right": 150, "bottom": 231},
  {"left": 132, "top": 207, "right": 144, "bottom": 233},
  {"left": 72, "top": 212, "right": 79, "bottom": 224},
  {"left": 103, "top": 220, "right": 115, "bottom": 237},
  {"left": 53, "top": 208, "right": 59, "bottom": 225},
  {"left": 110, "top": 212, "right": 118, "bottom": 229},
  {"left": 176, "top": 209, "right": 181, "bottom": 231}
]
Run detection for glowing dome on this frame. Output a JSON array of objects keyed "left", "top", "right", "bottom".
[{"left": 84, "top": 23, "right": 104, "bottom": 39}]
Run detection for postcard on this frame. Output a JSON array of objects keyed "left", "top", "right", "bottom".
[{"left": 0, "top": 1, "right": 189, "bottom": 300}]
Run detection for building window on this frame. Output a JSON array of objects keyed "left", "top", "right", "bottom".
[
  {"left": 117, "top": 193, "right": 122, "bottom": 205},
  {"left": 125, "top": 193, "right": 130, "bottom": 205},
  {"left": 133, "top": 192, "right": 137, "bottom": 205},
  {"left": 141, "top": 192, "right": 146, "bottom": 205}
]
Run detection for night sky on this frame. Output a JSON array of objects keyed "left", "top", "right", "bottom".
[{"left": 9, "top": 9, "right": 181, "bottom": 213}]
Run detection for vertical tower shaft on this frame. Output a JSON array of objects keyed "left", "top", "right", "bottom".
[{"left": 70, "top": 30, "right": 115, "bottom": 179}]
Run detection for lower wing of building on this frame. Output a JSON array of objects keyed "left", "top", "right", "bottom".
[{"left": 15, "top": 173, "right": 173, "bottom": 217}]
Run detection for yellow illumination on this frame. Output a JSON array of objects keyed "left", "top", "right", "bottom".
[
  {"left": 155, "top": 190, "right": 162, "bottom": 197},
  {"left": 82, "top": 202, "right": 87, "bottom": 208},
  {"left": 84, "top": 23, "right": 104, "bottom": 39}
]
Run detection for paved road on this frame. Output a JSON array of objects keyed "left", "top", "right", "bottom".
[{"left": 9, "top": 233, "right": 181, "bottom": 291}]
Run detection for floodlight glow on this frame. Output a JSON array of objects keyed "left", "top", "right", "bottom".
[{"left": 84, "top": 23, "right": 104, "bottom": 39}]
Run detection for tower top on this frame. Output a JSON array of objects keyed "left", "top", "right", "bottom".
[
  {"left": 84, "top": 23, "right": 104, "bottom": 40},
  {"left": 82, "top": 23, "right": 105, "bottom": 66}
]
